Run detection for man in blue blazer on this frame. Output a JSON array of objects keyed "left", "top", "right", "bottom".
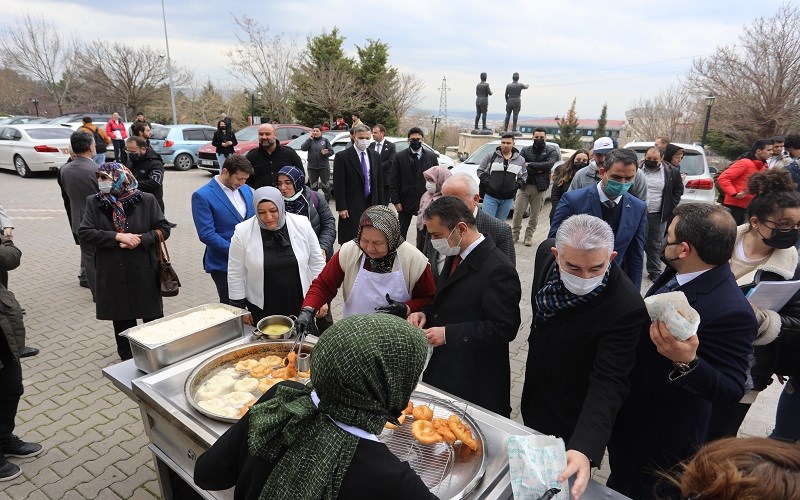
[
  {"left": 191, "top": 155, "right": 255, "bottom": 304},
  {"left": 549, "top": 148, "right": 647, "bottom": 288},
  {"left": 606, "top": 203, "right": 757, "bottom": 499}
]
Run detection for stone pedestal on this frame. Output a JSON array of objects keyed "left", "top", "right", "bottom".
[{"left": 459, "top": 132, "right": 500, "bottom": 158}]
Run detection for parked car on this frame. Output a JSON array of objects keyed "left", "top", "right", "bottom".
[
  {"left": 384, "top": 136, "right": 456, "bottom": 169},
  {"left": 196, "top": 124, "right": 311, "bottom": 173},
  {"left": 48, "top": 113, "right": 113, "bottom": 130},
  {"left": 0, "top": 116, "right": 51, "bottom": 125},
  {"left": 624, "top": 141, "right": 717, "bottom": 204},
  {"left": 0, "top": 124, "right": 73, "bottom": 177},
  {"left": 150, "top": 124, "right": 216, "bottom": 171},
  {"left": 289, "top": 130, "right": 345, "bottom": 170}
]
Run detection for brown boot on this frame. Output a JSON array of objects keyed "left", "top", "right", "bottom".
[{"left": 524, "top": 235, "right": 533, "bottom": 247}]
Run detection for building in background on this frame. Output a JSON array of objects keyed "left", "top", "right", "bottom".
[{"left": 518, "top": 118, "right": 624, "bottom": 149}]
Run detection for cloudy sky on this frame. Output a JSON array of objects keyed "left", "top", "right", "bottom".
[{"left": 1, "top": 0, "right": 788, "bottom": 120}]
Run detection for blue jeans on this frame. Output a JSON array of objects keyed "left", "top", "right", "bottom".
[
  {"left": 93, "top": 153, "right": 106, "bottom": 165},
  {"left": 771, "top": 377, "right": 800, "bottom": 442},
  {"left": 216, "top": 153, "right": 230, "bottom": 170},
  {"left": 483, "top": 194, "right": 514, "bottom": 220}
]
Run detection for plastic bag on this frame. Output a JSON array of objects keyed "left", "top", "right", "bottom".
[{"left": 507, "top": 434, "right": 568, "bottom": 500}]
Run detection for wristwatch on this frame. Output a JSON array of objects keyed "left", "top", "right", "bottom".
[{"left": 673, "top": 357, "right": 699, "bottom": 373}]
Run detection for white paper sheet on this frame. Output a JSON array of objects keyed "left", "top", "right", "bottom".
[{"left": 747, "top": 280, "right": 800, "bottom": 311}]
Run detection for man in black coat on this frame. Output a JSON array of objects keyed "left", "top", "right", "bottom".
[
  {"left": 333, "top": 124, "right": 384, "bottom": 244},
  {"left": 410, "top": 196, "right": 521, "bottom": 417},
  {"left": 607, "top": 203, "right": 757, "bottom": 499},
  {"left": 58, "top": 130, "right": 102, "bottom": 292},
  {"left": 245, "top": 124, "right": 304, "bottom": 190},
  {"left": 369, "top": 124, "right": 396, "bottom": 203},
  {"left": 390, "top": 127, "right": 438, "bottom": 238},
  {"left": 125, "top": 136, "right": 165, "bottom": 212},
  {"left": 522, "top": 215, "right": 647, "bottom": 500}
]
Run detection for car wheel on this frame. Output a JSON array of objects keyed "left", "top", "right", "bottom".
[
  {"left": 14, "top": 156, "right": 33, "bottom": 178},
  {"left": 174, "top": 153, "right": 193, "bottom": 171}
]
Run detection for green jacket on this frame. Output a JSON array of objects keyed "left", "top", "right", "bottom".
[{"left": 0, "top": 236, "right": 24, "bottom": 368}]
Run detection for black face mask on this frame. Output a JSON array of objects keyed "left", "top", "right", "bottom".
[
  {"left": 759, "top": 226, "right": 800, "bottom": 249},
  {"left": 409, "top": 139, "right": 422, "bottom": 150},
  {"left": 643, "top": 159, "right": 660, "bottom": 170},
  {"left": 573, "top": 161, "right": 587, "bottom": 170},
  {"left": 533, "top": 139, "right": 545, "bottom": 148},
  {"left": 660, "top": 241, "right": 682, "bottom": 269}
]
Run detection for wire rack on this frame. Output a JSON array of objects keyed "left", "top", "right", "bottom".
[{"left": 379, "top": 392, "right": 486, "bottom": 498}]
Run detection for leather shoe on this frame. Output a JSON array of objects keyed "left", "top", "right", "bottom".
[
  {"left": 79, "top": 280, "right": 90, "bottom": 289},
  {"left": 19, "top": 346, "right": 39, "bottom": 358},
  {"left": 168, "top": 222, "right": 178, "bottom": 228},
  {"left": 1, "top": 436, "right": 42, "bottom": 458},
  {"left": 0, "top": 458, "right": 21, "bottom": 482}
]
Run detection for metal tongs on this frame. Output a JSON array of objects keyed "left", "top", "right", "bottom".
[{"left": 282, "top": 319, "right": 313, "bottom": 372}]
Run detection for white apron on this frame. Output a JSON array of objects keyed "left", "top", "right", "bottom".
[{"left": 343, "top": 254, "right": 412, "bottom": 317}]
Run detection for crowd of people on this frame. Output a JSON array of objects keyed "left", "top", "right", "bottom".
[{"left": 1, "top": 115, "right": 799, "bottom": 500}]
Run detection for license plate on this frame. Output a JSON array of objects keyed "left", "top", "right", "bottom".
[{"left": 200, "top": 160, "right": 214, "bottom": 166}]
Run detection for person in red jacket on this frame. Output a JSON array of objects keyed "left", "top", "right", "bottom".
[
  {"left": 717, "top": 139, "right": 771, "bottom": 224},
  {"left": 105, "top": 112, "right": 128, "bottom": 162}
]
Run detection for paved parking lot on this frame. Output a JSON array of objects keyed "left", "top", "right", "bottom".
[{"left": 0, "top": 167, "right": 783, "bottom": 499}]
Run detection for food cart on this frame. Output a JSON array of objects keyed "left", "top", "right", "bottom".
[{"left": 103, "top": 306, "right": 629, "bottom": 500}]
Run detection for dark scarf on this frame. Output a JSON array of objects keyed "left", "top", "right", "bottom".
[
  {"left": 95, "top": 162, "right": 141, "bottom": 233},
  {"left": 356, "top": 206, "right": 402, "bottom": 273},
  {"left": 535, "top": 265, "right": 608, "bottom": 324},
  {"left": 279, "top": 165, "right": 309, "bottom": 217},
  {"left": 261, "top": 226, "right": 291, "bottom": 249}
]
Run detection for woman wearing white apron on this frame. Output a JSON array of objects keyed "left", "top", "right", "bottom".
[{"left": 297, "top": 206, "right": 435, "bottom": 333}]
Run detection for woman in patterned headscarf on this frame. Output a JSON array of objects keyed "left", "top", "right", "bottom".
[
  {"left": 227, "top": 187, "right": 326, "bottom": 325},
  {"left": 77, "top": 162, "right": 171, "bottom": 360},
  {"left": 299, "top": 206, "right": 435, "bottom": 327},
  {"left": 194, "top": 314, "right": 437, "bottom": 500}
]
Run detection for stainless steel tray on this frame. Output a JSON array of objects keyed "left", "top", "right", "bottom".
[
  {"left": 184, "top": 340, "right": 314, "bottom": 423},
  {"left": 123, "top": 303, "right": 249, "bottom": 373},
  {"left": 380, "top": 392, "right": 486, "bottom": 499}
]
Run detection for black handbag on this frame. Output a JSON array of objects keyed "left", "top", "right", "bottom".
[{"left": 155, "top": 229, "right": 180, "bottom": 297}]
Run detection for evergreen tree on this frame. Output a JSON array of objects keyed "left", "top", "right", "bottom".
[
  {"left": 555, "top": 98, "right": 582, "bottom": 149},
  {"left": 593, "top": 103, "right": 608, "bottom": 141},
  {"left": 355, "top": 39, "right": 398, "bottom": 132}
]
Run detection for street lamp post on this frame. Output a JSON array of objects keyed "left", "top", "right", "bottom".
[
  {"left": 30, "top": 99, "right": 39, "bottom": 117},
  {"left": 700, "top": 94, "right": 716, "bottom": 148},
  {"left": 247, "top": 91, "right": 263, "bottom": 125},
  {"left": 431, "top": 115, "right": 441, "bottom": 150},
  {"left": 161, "top": 0, "right": 178, "bottom": 125}
]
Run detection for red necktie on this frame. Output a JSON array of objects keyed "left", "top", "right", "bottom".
[{"left": 450, "top": 255, "right": 462, "bottom": 275}]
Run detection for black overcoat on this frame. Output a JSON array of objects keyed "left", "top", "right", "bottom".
[{"left": 333, "top": 146, "right": 384, "bottom": 244}]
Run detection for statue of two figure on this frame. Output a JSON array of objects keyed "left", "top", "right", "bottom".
[{"left": 474, "top": 72, "right": 529, "bottom": 134}]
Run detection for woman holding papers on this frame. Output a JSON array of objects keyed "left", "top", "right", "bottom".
[{"left": 707, "top": 169, "right": 800, "bottom": 440}]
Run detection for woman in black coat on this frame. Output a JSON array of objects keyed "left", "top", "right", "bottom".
[
  {"left": 276, "top": 166, "right": 335, "bottom": 259},
  {"left": 212, "top": 119, "right": 238, "bottom": 168},
  {"left": 78, "top": 162, "right": 171, "bottom": 360}
]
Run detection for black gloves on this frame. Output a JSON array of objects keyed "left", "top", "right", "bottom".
[
  {"left": 295, "top": 307, "right": 316, "bottom": 336},
  {"left": 375, "top": 293, "right": 408, "bottom": 318}
]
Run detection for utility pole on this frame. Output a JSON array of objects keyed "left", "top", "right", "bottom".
[{"left": 161, "top": 0, "right": 178, "bottom": 125}]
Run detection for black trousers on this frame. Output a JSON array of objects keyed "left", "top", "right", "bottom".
[
  {"left": 0, "top": 335, "right": 23, "bottom": 449},
  {"left": 725, "top": 204, "right": 747, "bottom": 225},
  {"left": 398, "top": 211, "right": 414, "bottom": 241},
  {"left": 113, "top": 316, "right": 161, "bottom": 360}
]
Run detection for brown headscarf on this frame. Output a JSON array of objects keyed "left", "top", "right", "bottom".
[{"left": 356, "top": 205, "right": 402, "bottom": 273}]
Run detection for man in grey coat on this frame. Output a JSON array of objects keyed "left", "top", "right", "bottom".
[
  {"left": 569, "top": 137, "right": 647, "bottom": 202},
  {"left": 58, "top": 130, "right": 101, "bottom": 294}
]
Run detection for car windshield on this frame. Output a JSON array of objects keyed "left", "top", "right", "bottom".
[
  {"left": 286, "top": 134, "right": 308, "bottom": 150},
  {"left": 26, "top": 128, "right": 74, "bottom": 140},
  {"left": 151, "top": 127, "right": 170, "bottom": 140},
  {"left": 235, "top": 126, "right": 259, "bottom": 142},
  {"left": 464, "top": 141, "right": 534, "bottom": 165},
  {"left": 631, "top": 148, "right": 705, "bottom": 176}
]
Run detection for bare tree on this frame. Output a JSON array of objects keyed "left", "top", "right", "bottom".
[
  {"left": 688, "top": 3, "right": 800, "bottom": 143},
  {"left": 0, "top": 68, "right": 36, "bottom": 115},
  {"left": 0, "top": 13, "right": 80, "bottom": 114},
  {"left": 625, "top": 85, "right": 700, "bottom": 143},
  {"left": 374, "top": 72, "right": 425, "bottom": 129},
  {"left": 225, "top": 15, "right": 297, "bottom": 122},
  {"left": 293, "top": 62, "right": 367, "bottom": 125},
  {"left": 76, "top": 42, "right": 191, "bottom": 115}
]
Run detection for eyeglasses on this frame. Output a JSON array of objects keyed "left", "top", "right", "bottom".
[{"left": 761, "top": 219, "right": 800, "bottom": 232}]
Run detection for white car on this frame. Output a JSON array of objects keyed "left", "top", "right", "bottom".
[
  {"left": 383, "top": 136, "right": 455, "bottom": 169},
  {"left": 450, "top": 139, "right": 563, "bottom": 190},
  {"left": 289, "top": 131, "right": 349, "bottom": 171},
  {"left": 0, "top": 124, "right": 73, "bottom": 177},
  {"left": 623, "top": 141, "right": 717, "bottom": 204}
]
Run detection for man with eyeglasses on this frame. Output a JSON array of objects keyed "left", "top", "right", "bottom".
[
  {"left": 607, "top": 203, "right": 757, "bottom": 499},
  {"left": 522, "top": 214, "right": 647, "bottom": 500}
]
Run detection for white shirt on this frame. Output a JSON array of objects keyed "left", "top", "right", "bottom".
[
  {"left": 374, "top": 140, "right": 384, "bottom": 155},
  {"left": 460, "top": 234, "right": 485, "bottom": 260},
  {"left": 310, "top": 390, "right": 379, "bottom": 442},
  {"left": 596, "top": 181, "right": 622, "bottom": 205},
  {"left": 676, "top": 268, "right": 711, "bottom": 286},
  {"left": 214, "top": 176, "right": 247, "bottom": 218},
  {"left": 641, "top": 165, "right": 665, "bottom": 214}
]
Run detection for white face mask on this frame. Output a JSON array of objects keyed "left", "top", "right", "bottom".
[
  {"left": 559, "top": 267, "right": 606, "bottom": 296},
  {"left": 431, "top": 226, "right": 462, "bottom": 257},
  {"left": 98, "top": 180, "right": 113, "bottom": 194},
  {"left": 355, "top": 138, "right": 370, "bottom": 151},
  {"left": 425, "top": 181, "right": 436, "bottom": 194}
]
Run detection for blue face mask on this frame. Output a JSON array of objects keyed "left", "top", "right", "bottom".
[{"left": 604, "top": 178, "right": 633, "bottom": 198}]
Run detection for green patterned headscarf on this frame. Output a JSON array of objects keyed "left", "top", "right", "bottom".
[{"left": 247, "top": 314, "right": 429, "bottom": 500}]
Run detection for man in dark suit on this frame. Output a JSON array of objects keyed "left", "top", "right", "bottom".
[
  {"left": 191, "top": 155, "right": 255, "bottom": 304},
  {"left": 423, "top": 173, "right": 515, "bottom": 280},
  {"left": 550, "top": 148, "right": 647, "bottom": 288},
  {"left": 333, "top": 124, "right": 384, "bottom": 244},
  {"left": 58, "top": 130, "right": 103, "bottom": 294},
  {"left": 369, "top": 123, "right": 396, "bottom": 203},
  {"left": 410, "top": 196, "right": 521, "bottom": 417},
  {"left": 607, "top": 203, "right": 757, "bottom": 499},
  {"left": 390, "top": 127, "right": 438, "bottom": 239},
  {"left": 522, "top": 215, "right": 648, "bottom": 500}
]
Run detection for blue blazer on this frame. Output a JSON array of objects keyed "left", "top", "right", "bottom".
[
  {"left": 191, "top": 179, "right": 254, "bottom": 273},
  {"left": 549, "top": 186, "right": 647, "bottom": 288}
]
